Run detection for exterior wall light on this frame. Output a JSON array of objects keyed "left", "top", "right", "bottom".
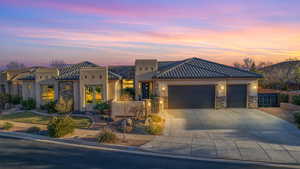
[
  {"left": 148, "top": 102, "right": 151, "bottom": 107},
  {"left": 159, "top": 100, "right": 163, "bottom": 104},
  {"left": 253, "top": 85, "right": 257, "bottom": 89},
  {"left": 162, "top": 87, "right": 166, "bottom": 91},
  {"left": 220, "top": 85, "right": 224, "bottom": 90}
]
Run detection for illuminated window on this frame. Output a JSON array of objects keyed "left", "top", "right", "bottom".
[
  {"left": 122, "top": 79, "right": 134, "bottom": 89},
  {"left": 41, "top": 85, "right": 55, "bottom": 102},
  {"left": 85, "top": 85, "right": 103, "bottom": 104},
  {"left": 95, "top": 86, "right": 102, "bottom": 102},
  {"left": 85, "top": 86, "right": 93, "bottom": 104}
]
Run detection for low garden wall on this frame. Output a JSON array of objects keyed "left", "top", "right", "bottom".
[
  {"left": 280, "top": 103, "right": 300, "bottom": 111},
  {"left": 111, "top": 101, "right": 145, "bottom": 119}
]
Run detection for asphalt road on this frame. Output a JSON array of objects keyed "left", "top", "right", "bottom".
[{"left": 0, "top": 136, "right": 295, "bottom": 169}]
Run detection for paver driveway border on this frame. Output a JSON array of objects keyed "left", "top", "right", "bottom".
[{"left": 141, "top": 108, "right": 300, "bottom": 164}]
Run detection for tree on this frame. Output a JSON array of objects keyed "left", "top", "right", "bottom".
[
  {"left": 233, "top": 57, "right": 256, "bottom": 71},
  {"left": 6, "top": 61, "right": 26, "bottom": 70},
  {"left": 49, "top": 60, "right": 66, "bottom": 68}
]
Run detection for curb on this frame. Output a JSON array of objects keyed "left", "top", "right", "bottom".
[{"left": 0, "top": 131, "right": 299, "bottom": 168}]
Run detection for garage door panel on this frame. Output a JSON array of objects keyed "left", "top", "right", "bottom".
[
  {"left": 227, "top": 85, "right": 247, "bottom": 108},
  {"left": 168, "top": 85, "right": 215, "bottom": 109}
]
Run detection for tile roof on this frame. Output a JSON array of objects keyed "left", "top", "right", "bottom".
[
  {"left": 19, "top": 61, "right": 122, "bottom": 81},
  {"left": 154, "top": 57, "right": 262, "bottom": 79},
  {"left": 56, "top": 61, "right": 121, "bottom": 80},
  {"left": 109, "top": 66, "right": 135, "bottom": 79}
]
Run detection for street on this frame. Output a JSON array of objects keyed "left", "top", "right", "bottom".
[{"left": 0, "top": 136, "right": 295, "bottom": 169}]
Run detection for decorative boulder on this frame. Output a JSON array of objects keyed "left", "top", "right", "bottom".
[{"left": 120, "top": 118, "right": 134, "bottom": 133}]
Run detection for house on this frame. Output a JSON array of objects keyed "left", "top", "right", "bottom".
[
  {"left": 135, "top": 58, "right": 262, "bottom": 109},
  {"left": 1, "top": 57, "right": 262, "bottom": 112}
]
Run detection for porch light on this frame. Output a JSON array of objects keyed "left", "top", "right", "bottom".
[
  {"left": 220, "top": 85, "right": 224, "bottom": 90},
  {"left": 159, "top": 100, "right": 163, "bottom": 104},
  {"left": 161, "top": 87, "right": 166, "bottom": 91},
  {"left": 148, "top": 102, "right": 151, "bottom": 107},
  {"left": 253, "top": 85, "right": 257, "bottom": 89}
]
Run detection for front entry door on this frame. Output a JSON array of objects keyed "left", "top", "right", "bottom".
[{"left": 141, "top": 82, "right": 150, "bottom": 99}]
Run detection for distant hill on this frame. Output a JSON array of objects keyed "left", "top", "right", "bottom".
[{"left": 259, "top": 60, "right": 300, "bottom": 90}]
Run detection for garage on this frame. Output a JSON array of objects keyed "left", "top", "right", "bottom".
[
  {"left": 227, "top": 84, "right": 247, "bottom": 108},
  {"left": 168, "top": 85, "right": 215, "bottom": 109}
]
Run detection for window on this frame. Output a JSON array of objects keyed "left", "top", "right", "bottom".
[
  {"left": 41, "top": 85, "right": 55, "bottom": 102},
  {"left": 99, "top": 75, "right": 102, "bottom": 79},
  {"left": 92, "top": 75, "right": 95, "bottom": 79},
  {"left": 145, "top": 67, "right": 148, "bottom": 71},
  {"left": 139, "top": 67, "right": 142, "bottom": 71},
  {"left": 151, "top": 67, "right": 154, "bottom": 71},
  {"left": 85, "top": 86, "right": 93, "bottom": 104},
  {"left": 85, "top": 85, "right": 103, "bottom": 104},
  {"left": 85, "top": 75, "right": 88, "bottom": 79},
  {"left": 122, "top": 79, "right": 134, "bottom": 89},
  {"left": 95, "top": 87, "right": 102, "bottom": 102}
]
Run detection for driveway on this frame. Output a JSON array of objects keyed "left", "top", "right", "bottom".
[{"left": 141, "top": 109, "right": 300, "bottom": 164}]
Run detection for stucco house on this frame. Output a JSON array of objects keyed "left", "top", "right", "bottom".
[{"left": 0, "top": 57, "right": 262, "bottom": 112}]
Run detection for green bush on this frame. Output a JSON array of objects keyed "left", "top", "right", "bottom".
[
  {"left": 146, "top": 122, "right": 163, "bottom": 135},
  {"left": 47, "top": 116, "right": 75, "bottom": 138},
  {"left": 148, "top": 114, "right": 163, "bottom": 123},
  {"left": 0, "top": 93, "right": 10, "bottom": 109},
  {"left": 292, "top": 95, "right": 300, "bottom": 106},
  {"left": 97, "top": 129, "right": 117, "bottom": 143},
  {"left": 279, "top": 94, "right": 289, "bottom": 103},
  {"left": 42, "top": 101, "right": 57, "bottom": 114},
  {"left": 21, "top": 98, "right": 36, "bottom": 110},
  {"left": 2, "top": 122, "right": 13, "bottom": 130},
  {"left": 9, "top": 95, "right": 22, "bottom": 105},
  {"left": 94, "top": 101, "right": 110, "bottom": 113},
  {"left": 26, "top": 126, "right": 41, "bottom": 134},
  {"left": 294, "top": 112, "right": 300, "bottom": 128}
]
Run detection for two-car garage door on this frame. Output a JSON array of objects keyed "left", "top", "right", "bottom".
[
  {"left": 168, "top": 84, "right": 247, "bottom": 109},
  {"left": 168, "top": 85, "right": 215, "bottom": 109}
]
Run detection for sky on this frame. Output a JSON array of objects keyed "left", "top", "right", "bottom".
[{"left": 0, "top": 0, "right": 300, "bottom": 67}]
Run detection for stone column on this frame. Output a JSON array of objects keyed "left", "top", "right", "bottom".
[
  {"left": 247, "top": 81, "right": 258, "bottom": 108},
  {"left": 215, "top": 82, "right": 226, "bottom": 109}
]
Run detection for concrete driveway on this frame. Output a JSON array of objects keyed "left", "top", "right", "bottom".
[{"left": 141, "top": 109, "right": 300, "bottom": 164}]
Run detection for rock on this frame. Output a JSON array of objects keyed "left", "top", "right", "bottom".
[{"left": 120, "top": 118, "right": 134, "bottom": 133}]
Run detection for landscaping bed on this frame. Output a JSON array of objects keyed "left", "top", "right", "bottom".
[
  {"left": 0, "top": 111, "right": 92, "bottom": 128},
  {"left": 258, "top": 107, "right": 296, "bottom": 124}
]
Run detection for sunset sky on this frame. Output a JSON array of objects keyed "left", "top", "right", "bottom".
[{"left": 1, "top": 0, "right": 300, "bottom": 67}]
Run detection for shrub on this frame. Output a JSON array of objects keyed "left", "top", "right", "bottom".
[
  {"left": 279, "top": 94, "right": 289, "bottom": 103},
  {"left": 292, "top": 95, "right": 300, "bottom": 106},
  {"left": 2, "top": 122, "right": 13, "bottom": 130},
  {"left": 0, "top": 93, "right": 10, "bottom": 109},
  {"left": 21, "top": 98, "right": 36, "bottom": 110},
  {"left": 148, "top": 114, "right": 163, "bottom": 123},
  {"left": 47, "top": 116, "right": 75, "bottom": 138},
  {"left": 146, "top": 122, "right": 163, "bottom": 135},
  {"left": 26, "top": 126, "right": 41, "bottom": 134},
  {"left": 294, "top": 112, "right": 300, "bottom": 128},
  {"left": 97, "top": 129, "right": 117, "bottom": 143},
  {"left": 94, "top": 101, "right": 110, "bottom": 113},
  {"left": 9, "top": 95, "right": 22, "bottom": 105},
  {"left": 42, "top": 101, "right": 57, "bottom": 114}
]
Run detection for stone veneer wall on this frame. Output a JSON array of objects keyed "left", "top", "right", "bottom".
[
  {"left": 215, "top": 96, "right": 226, "bottom": 109},
  {"left": 248, "top": 96, "right": 258, "bottom": 108}
]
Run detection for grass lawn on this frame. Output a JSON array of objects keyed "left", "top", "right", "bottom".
[{"left": 0, "top": 112, "right": 92, "bottom": 128}]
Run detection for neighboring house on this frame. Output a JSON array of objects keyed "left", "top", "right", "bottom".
[{"left": 2, "top": 57, "right": 262, "bottom": 112}]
